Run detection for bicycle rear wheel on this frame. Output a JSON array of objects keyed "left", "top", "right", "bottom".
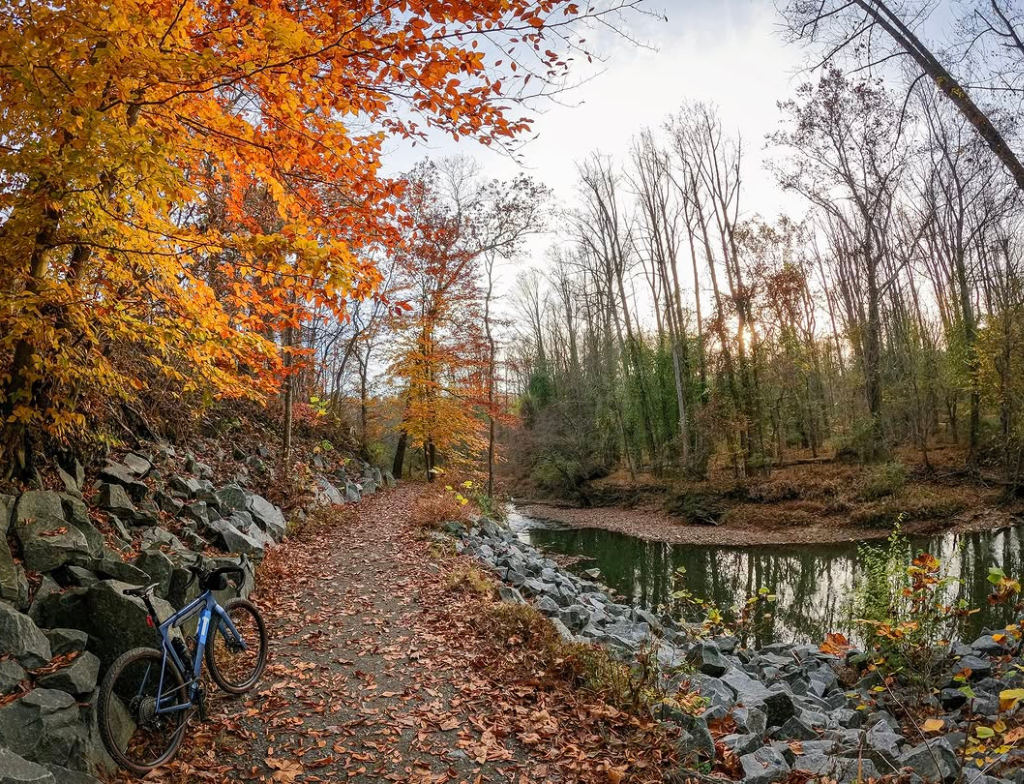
[
  {"left": 205, "top": 597, "right": 268, "bottom": 694},
  {"left": 97, "top": 647, "right": 190, "bottom": 775}
]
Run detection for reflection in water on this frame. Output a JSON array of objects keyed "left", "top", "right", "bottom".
[{"left": 513, "top": 511, "right": 1024, "bottom": 646}]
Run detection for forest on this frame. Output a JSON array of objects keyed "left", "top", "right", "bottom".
[{"left": 2, "top": 0, "right": 1024, "bottom": 511}]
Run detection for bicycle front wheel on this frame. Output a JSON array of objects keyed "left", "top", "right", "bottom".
[
  {"left": 97, "top": 647, "right": 190, "bottom": 775},
  {"left": 205, "top": 598, "right": 268, "bottom": 694}
]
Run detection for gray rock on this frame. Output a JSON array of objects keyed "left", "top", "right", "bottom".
[
  {"left": 0, "top": 689, "right": 87, "bottom": 769},
  {"left": 548, "top": 617, "right": 575, "bottom": 643},
  {"left": 0, "top": 536, "right": 28, "bottom": 607},
  {"left": 497, "top": 585, "right": 525, "bottom": 604},
  {"left": 721, "top": 733, "right": 762, "bottom": 756},
  {"left": 345, "top": 483, "right": 361, "bottom": 504},
  {"left": 169, "top": 475, "right": 202, "bottom": 498},
  {"left": 180, "top": 501, "right": 210, "bottom": 525},
  {"left": 94, "top": 483, "right": 136, "bottom": 519},
  {"left": 132, "top": 550, "right": 175, "bottom": 596},
  {"left": 688, "top": 642, "right": 728, "bottom": 677},
  {"left": 776, "top": 715, "right": 818, "bottom": 741},
  {"left": 206, "top": 517, "right": 265, "bottom": 556},
  {"left": 214, "top": 484, "right": 247, "bottom": 514},
  {"left": 34, "top": 580, "right": 178, "bottom": 669},
  {"left": 57, "top": 467, "right": 81, "bottom": 497},
  {"left": 732, "top": 705, "right": 768, "bottom": 736},
  {"left": 955, "top": 654, "right": 992, "bottom": 680},
  {"left": 722, "top": 668, "right": 796, "bottom": 726},
  {"left": 793, "top": 754, "right": 878, "bottom": 782},
  {"left": 558, "top": 604, "right": 591, "bottom": 631},
  {"left": 0, "top": 748, "right": 56, "bottom": 784},
  {"left": 866, "top": 721, "right": 904, "bottom": 758},
  {"left": 98, "top": 463, "right": 148, "bottom": 502},
  {"left": 36, "top": 652, "right": 100, "bottom": 696},
  {"left": 27, "top": 576, "right": 61, "bottom": 625},
  {"left": 314, "top": 478, "right": 344, "bottom": 506},
  {"left": 58, "top": 496, "right": 103, "bottom": 557},
  {"left": 154, "top": 491, "right": 184, "bottom": 515},
  {"left": 41, "top": 766, "right": 100, "bottom": 784},
  {"left": 139, "top": 527, "right": 187, "bottom": 553},
  {"left": 740, "top": 745, "right": 790, "bottom": 784},
  {"left": 245, "top": 495, "right": 286, "bottom": 539},
  {"left": 14, "top": 492, "right": 90, "bottom": 573},
  {"left": 65, "top": 566, "right": 98, "bottom": 587},
  {"left": 121, "top": 453, "right": 153, "bottom": 478},
  {"left": 361, "top": 480, "right": 377, "bottom": 496},
  {"left": 901, "top": 740, "right": 958, "bottom": 783},
  {"left": 0, "top": 604, "right": 51, "bottom": 668},
  {"left": 383, "top": 471, "right": 397, "bottom": 488},
  {"left": 185, "top": 457, "right": 214, "bottom": 479},
  {"left": 73, "top": 550, "right": 149, "bottom": 586},
  {"left": 971, "top": 635, "right": 1008, "bottom": 655},
  {"left": 0, "top": 659, "right": 26, "bottom": 694},
  {"left": 43, "top": 629, "right": 87, "bottom": 657},
  {"left": 534, "top": 596, "right": 559, "bottom": 615},
  {"left": 0, "top": 495, "right": 16, "bottom": 535},
  {"left": 939, "top": 687, "right": 968, "bottom": 710}
]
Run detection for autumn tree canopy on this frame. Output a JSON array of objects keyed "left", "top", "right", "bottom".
[{"left": 0, "top": 0, "right": 635, "bottom": 474}]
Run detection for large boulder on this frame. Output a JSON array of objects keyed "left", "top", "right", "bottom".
[
  {"left": 0, "top": 604, "right": 51, "bottom": 669},
  {"left": 206, "top": 517, "right": 265, "bottom": 557},
  {"left": 133, "top": 550, "right": 176, "bottom": 597},
  {"left": 314, "top": 478, "right": 344, "bottom": 506},
  {"left": 0, "top": 690, "right": 88, "bottom": 770},
  {"left": 13, "top": 492, "right": 90, "bottom": 574},
  {"left": 214, "top": 484, "right": 247, "bottom": 514},
  {"left": 0, "top": 659, "right": 26, "bottom": 695},
  {"left": 44, "top": 629, "right": 87, "bottom": 657},
  {"left": 245, "top": 495, "right": 286, "bottom": 539},
  {"left": 0, "top": 748, "right": 56, "bottom": 784},
  {"left": 94, "top": 483, "right": 136, "bottom": 520},
  {"left": 139, "top": 527, "right": 187, "bottom": 553},
  {"left": 121, "top": 453, "right": 153, "bottom": 479},
  {"left": 0, "top": 495, "right": 15, "bottom": 533},
  {"left": 36, "top": 653, "right": 100, "bottom": 697},
  {"left": 0, "top": 540, "right": 28, "bottom": 607},
  {"left": 58, "top": 496, "right": 103, "bottom": 558},
  {"left": 34, "top": 580, "right": 177, "bottom": 670},
  {"left": 97, "top": 463, "right": 148, "bottom": 502}
]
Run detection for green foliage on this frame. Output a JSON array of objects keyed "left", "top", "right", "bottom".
[
  {"left": 847, "top": 526, "right": 969, "bottom": 687},
  {"left": 856, "top": 461, "right": 907, "bottom": 501},
  {"left": 668, "top": 566, "right": 778, "bottom": 641}
]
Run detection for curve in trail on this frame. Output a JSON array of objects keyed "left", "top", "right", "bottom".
[{"left": 155, "top": 485, "right": 677, "bottom": 784}]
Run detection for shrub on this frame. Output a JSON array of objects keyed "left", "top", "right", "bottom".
[
  {"left": 444, "top": 565, "right": 495, "bottom": 598},
  {"left": 846, "top": 527, "right": 967, "bottom": 688},
  {"left": 851, "top": 487, "right": 966, "bottom": 528},
  {"left": 663, "top": 491, "right": 727, "bottom": 525},
  {"left": 411, "top": 489, "right": 473, "bottom": 529},
  {"left": 856, "top": 461, "right": 907, "bottom": 501},
  {"left": 745, "top": 479, "right": 802, "bottom": 503}
]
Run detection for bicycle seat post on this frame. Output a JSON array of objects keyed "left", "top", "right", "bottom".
[{"left": 142, "top": 590, "right": 162, "bottom": 627}]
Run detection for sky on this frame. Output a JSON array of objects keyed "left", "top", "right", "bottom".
[
  {"left": 379, "top": 0, "right": 811, "bottom": 314},
  {"left": 384, "top": 0, "right": 806, "bottom": 216}
]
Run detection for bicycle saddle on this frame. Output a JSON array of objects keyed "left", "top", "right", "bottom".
[{"left": 123, "top": 583, "right": 160, "bottom": 598}]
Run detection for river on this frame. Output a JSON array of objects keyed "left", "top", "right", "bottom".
[{"left": 509, "top": 508, "right": 1024, "bottom": 647}]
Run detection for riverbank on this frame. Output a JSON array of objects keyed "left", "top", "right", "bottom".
[
  {"left": 515, "top": 446, "right": 1022, "bottom": 546},
  {"left": 459, "top": 512, "right": 1024, "bottom": 784}
]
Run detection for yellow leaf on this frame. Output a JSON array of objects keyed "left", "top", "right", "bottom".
[{"left": 922, "top": 718, "right": 944, "bottom": 733}]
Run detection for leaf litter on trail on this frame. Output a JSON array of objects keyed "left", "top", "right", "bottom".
[{"left": 135, "top": 486, "right": 683, "bottom": 783}]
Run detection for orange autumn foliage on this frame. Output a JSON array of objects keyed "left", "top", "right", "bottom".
[{"left": 0, "top": 0, "right": 629, "bottom": 465}]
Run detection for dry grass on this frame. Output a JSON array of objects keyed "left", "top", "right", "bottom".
[
  {"left": 410, "top": 488, "right": 474, "bottom": 529},
  {"left": 444, "top": 564, "right": 495, "bottom": 598}
]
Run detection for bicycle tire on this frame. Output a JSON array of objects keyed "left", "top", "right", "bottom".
[
  {"left": 97, "top": 646, "right": 189, "bottom": 775},
  {"left": 205, "top": 597, "right": 268, "bottom": 694}
]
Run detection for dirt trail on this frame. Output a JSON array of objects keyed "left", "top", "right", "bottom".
[{"left": 152, "top": 485, "right": 676, "bottom": 783}]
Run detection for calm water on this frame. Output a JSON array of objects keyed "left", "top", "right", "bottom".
[{"left": 510, "top": 509, "right": 1024, "bottom": 647}]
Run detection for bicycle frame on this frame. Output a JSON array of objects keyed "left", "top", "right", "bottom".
[{"left": 152, "top": 590, "right": 246, "bottom": 715}]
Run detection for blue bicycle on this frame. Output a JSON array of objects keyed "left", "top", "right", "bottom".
[{"left": 97, "top": 554, "right": 268, "bottom": 775}]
